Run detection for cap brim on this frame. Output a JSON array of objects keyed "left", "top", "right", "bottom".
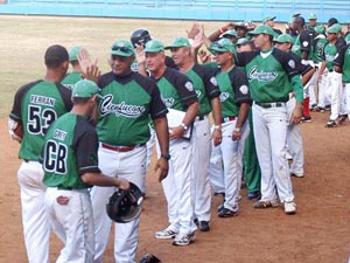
[
  {"left": 144, "top": 48, "right": 164, "bottom": 53},
  {"left": 164, "top": 44, "right": 188, "bottom": 50},
  {"left": 111, "top": 50, "right": 134, "bottom": 57}
]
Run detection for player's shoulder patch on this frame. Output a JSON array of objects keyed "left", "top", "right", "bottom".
[
  {"left": 288, "top": 59, "right": 296, "bottom": 69},
  {"left": 184, "top": 81, "right": 194, "bottom": 92},
  {"left": 239, "top": 84, "right": 249, "bottom": 95}
]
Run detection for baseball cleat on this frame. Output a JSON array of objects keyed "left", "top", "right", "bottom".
[
  {"left": 155, "top": 226, "right": 178, "bottom": 240},
  {"left": 284, "top": 201, "right": 297, "bottom": 215},
  {"left": 217, "top": 202, "right": 224, "bottom": 213},
  {"left": 198, "top": 221, "right": 210, "bottom": 232},
  {"left": 172, "top": 232, "right": 195, "bottom": 246},
  {"left": 254, "top": 200, "right": 280, "bottom": 209},
  {"left": 247, "top": 191, "right": 261, "bottom": 200},
  {"left": 325, "top": 120, "right": 337, "bottom": 128},
  {"left": 218, "top": 208, "right": 239, "bottom": 218}
]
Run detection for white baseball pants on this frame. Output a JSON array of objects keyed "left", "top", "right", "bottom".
[
  {"left": 158, "top": 138, "right": 197, "bottom": 235},
  {"left": 286, "top": 98, "right": 304, "bottom": 176},
  {"left": 191, "top": 117, "right": 212, "bottom": 222},
  {"left": 328, "top": 71, "right": 344, "bottom": 121},
  {"left": 91, "top": 145, "right": 146, "bottom": 263},
  {"left": 318, "top": 71, "right": 332, "bottom": 108},
  {"left": 252, "top": 103, "right": 295, "bottom": 203},
  {"left": 17, "top": 161, "right": 50, "bottom": 263},
  {"left": 45, "top": 188, "right": 94, "bottom": 263},
  {"left": 209, "top": 120, "right": 248, "bottom": 211}
]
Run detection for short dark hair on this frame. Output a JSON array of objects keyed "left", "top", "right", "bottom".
[
  {"left": 70, "top": 60, "right": 79, "bottom": 67},
  {"left": 72, "top": 97, "right": 91, "bottom": 104},
  {"left": 45, "top": 45, "right": 69, "bottom": 69}
]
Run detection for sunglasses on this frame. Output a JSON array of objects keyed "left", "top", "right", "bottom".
[{"left": 112, "top": 45, "right": 132, "bottom": 53}]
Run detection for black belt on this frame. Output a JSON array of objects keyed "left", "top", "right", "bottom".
[
  {"left": 256, "top": 102, "right": 286, "bottom": 108},
  {"left": 329, "top": 69, "right": 334, "bottom": 72},
  {"left": 222, "top": 116, "right": 237, "bottom": 123},
  {"left": 57, "top": 186, "right": 73, "bottom": 191},
  {"left": 196, "top": 114, "right": 208, "bottom": 121}
]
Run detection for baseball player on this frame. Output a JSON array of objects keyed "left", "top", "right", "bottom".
[
  {"left": 262, "top": 16, "right": 283, "bottom": 36},
  {"left": 208, "top": 38, "right": 251, "bottom": 216},
  {"left": 334, "top": 43, "right": 350, "bottom": 122},
  {"left": 306, "top": 13, "right": 318, "bottom": 31},
  {"left": 144, "top": 39, "right": 199, "bottom": 245},
  {"left": 61, "top": 46, "right": 83, "bottom": 89},
  {"left": 8, "top": 45, "right": 73, "bottom": 263},
  {"left": 166, "top": 37, "right": 222, "bottom": 231},
  {"left": 235, "top": 25, "right": 305, "bottom": 215},
  {"left": 42, "top": 80, "right": 130, "bottom": 263},
  {"left": 90, "top": 40, "right": 169, "bottom": 263},
  {"left": 320, "top": 24, "right": 346, "bottom": 127},
  {"left": 274, "top": 34, "right": 315, "bottom": 178}
]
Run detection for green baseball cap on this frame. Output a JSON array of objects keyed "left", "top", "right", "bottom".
[
  {"left": 111, "top": 40, "right": 135, "bottom": 57},
  {"left": 72, "top": 80, "right": 101, "bottom": 99},
  {"left": 308, "top": 13, "right": 317, "bottom": 20},
  {"left": 209, "top": 38, "right": 236, "bottom": 54},
  {"left": 144, "top": 40, "right": 165, "bottom": 53},
  {"left": 274, "top": 33, "right": 293, "bottom": 44},
  {"left": 315, "top": 25, "right": 326, "bottom": 34},
  {"left": 165, "top": 37, "right": 191, "bottom": 49},
  {"left": 221, "top": 29, "right": 238, "bottom": 38},
  {"left": 263, "top": 16, "right": 276, "bottom": 23},
  {"left": 69, "top": 46, "right": 81, "bottom": 62},
  {"left": 327, "top": 23, "right": 342, "bottom": 34},
  {"left": 236, "top": 37, "right": 250, "bottom": 46},
  {"left": 248, "top": 25, "right": 276, "bottom": 37}
]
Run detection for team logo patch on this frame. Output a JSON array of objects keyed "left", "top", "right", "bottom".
[
  {"left": 185, "top": 82, "right": 194, "bottom": 92},
  {"left": 219, "top": 92, "right": 229, "bottom": 102},
  {"left": 239, "top": 85, "right": 249, "bottom": 95},
  {"left": 288, "top": 59, "right": 296, "bottom": 69},
  {"left": 302, "top": 41, "right": 309, "bottom": 47},
  {"left": 210, "top": 77, "right": 218, "bottom": 86},
  {"left": 248, "top": 66, "right": 278, "bottom": 83},
  {"left": 195, "top": 89, "right": 202, "bottom": 99},
  {"left": 161, "top": 96, "right": 175, "bottom": 108},
  {"left": 99, "top": 95, "right": 146, "bottom": 118}
]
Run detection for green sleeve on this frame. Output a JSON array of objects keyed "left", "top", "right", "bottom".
[{"left": 291, "top": 75, "right": 304, "bottom": 103}]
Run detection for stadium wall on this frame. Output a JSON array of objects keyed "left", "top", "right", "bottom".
[{"left": 0, "top": 0, "right": 349, "bottom": 23}]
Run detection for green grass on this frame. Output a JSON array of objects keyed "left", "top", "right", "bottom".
[{"left": 0, "top": 15, "right": 221, "bottom": 117}]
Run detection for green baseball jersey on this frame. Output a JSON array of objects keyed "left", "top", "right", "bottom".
[
  {"left": 215, "top": 66, "right": 251, "bottom": 118},
  {"left": 43, "top": 113, "right": 100, "bottom": 189},
  {"left": 9, "top": 80, "right": 72, "bottom": 161},
  {"left": 312, "top": 37, "right": 328, "bottom": 63},
  {"left": 185, "top": 64, "right": 220, "bottom": 115},
  {"left": 291, "top": 30, "right": 316, "bottom": 59},
  {"left": 236, "top": 48, "right": 304, "bottom": 103},
  {"left": 153, "top": 68, "right": 197, "bottom": 111},
  {"left": 334, "top": 44, "right": 350, "bottom": 83},
  {"left": 61, "top": 71, "right": 83, "bottom": 89},
  {"left": 97, "top": 71, "right": 167, "bottom": 146},
  {"left": 345, "top": 32, "right": 350, "bottom": 45}
]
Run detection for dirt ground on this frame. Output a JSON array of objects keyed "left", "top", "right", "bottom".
[{"left": 1, "top": 111, "right": 350, "bottom": 263}]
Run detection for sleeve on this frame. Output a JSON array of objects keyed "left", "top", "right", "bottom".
[
  {"left": 202, "top": 66, "right": 220, "bottom": 99},
  {"left": 336, "top": 38, "right": 347, "bottom": 53},
  {"left": 230, "top": 69, "right": 252, "bottom": 104},
  {"left": 175, "top": 73, "right": 198, "bottom": 107},
  {"left": 76, "top": 130, "right": 101, "bottom": 175},
  {"left": 149, "top": 83, "right": 168, "bottom": 119},
  {"left": 299, "top": 30, "right": 313, "bottom": 53},
  {"left": 290, "top": 52, "right": 313, "bottom": 75},
  {"left": 276, "top": 49, "right": 303, "bottom": 78},
  {"left": 333, "top": 45, "right": 348, "bottom": 67},
  {"left": 235, "top": 51, "right": 258, "bottom": 67},
  {"left": 291, "top": 75, "right": 304, "bottom": 103},
  {"left": 57, "top": 84, "right": 73, "bottom": 112}
]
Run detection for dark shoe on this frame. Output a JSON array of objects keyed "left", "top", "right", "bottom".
[
  {"left": 218, "top": 208, "right": 239, "bottom": 218},
  {"left": 301, "top": 116, "right": 312, "bottom": 123},
  {"left": 325, "top": 105, "right": 331, "bottom": 111},
  {"left": 247, "top": 191, "right": 261, "bottom": 200},
  {"left": 193, "top": 218, "right": 199, "bottom": 226},
  {"left": 217, "top": 202, "right": 224, "bottom": 213},
  {"left": 325, "top": 120, "right": 337, "bottom": 128},
  {"left": 310, "top": 104, "right": 317, "bottom": 111},
  {"left": 198, "top": 221, "right": 210, "bottom": 232},
  {"left": 214, "top": 192, "right": 225, "bottom": 197},
  {"left": 338, "top": 114, "right": 348, "bottom": 124}
]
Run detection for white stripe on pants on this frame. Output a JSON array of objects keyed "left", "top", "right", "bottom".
[
  {"left": 91, "top": 145, "right": 146, "bottom": 263},
  {"left": 191, "top": 118, "right": 211, "bottom": 222},
  {"left": 343, "top": 83, "right": 350, "bottom": 117},
  {"left": 209, "top": 120, "right": 248, "bottom": 210},
  {"left": 286, "top": 98, "right": 304, "bottom": 176},
  {"left": 158, "top": 138, "right": 197, "bottom": 235},
  {"left": 252, "top": 103, "right": 294, "bottom": 203},
  {"left": 318, "top": 70, "right": 331, "bottom": 108},
  {"left": 329, "top": 71, "right": 344, "bottom": 121},
  {"left": 17, "top": 161, "right": 50, "bottom": 263},
  {"left": 45, "top": 188, "right": 94, "bottom": 263}
]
